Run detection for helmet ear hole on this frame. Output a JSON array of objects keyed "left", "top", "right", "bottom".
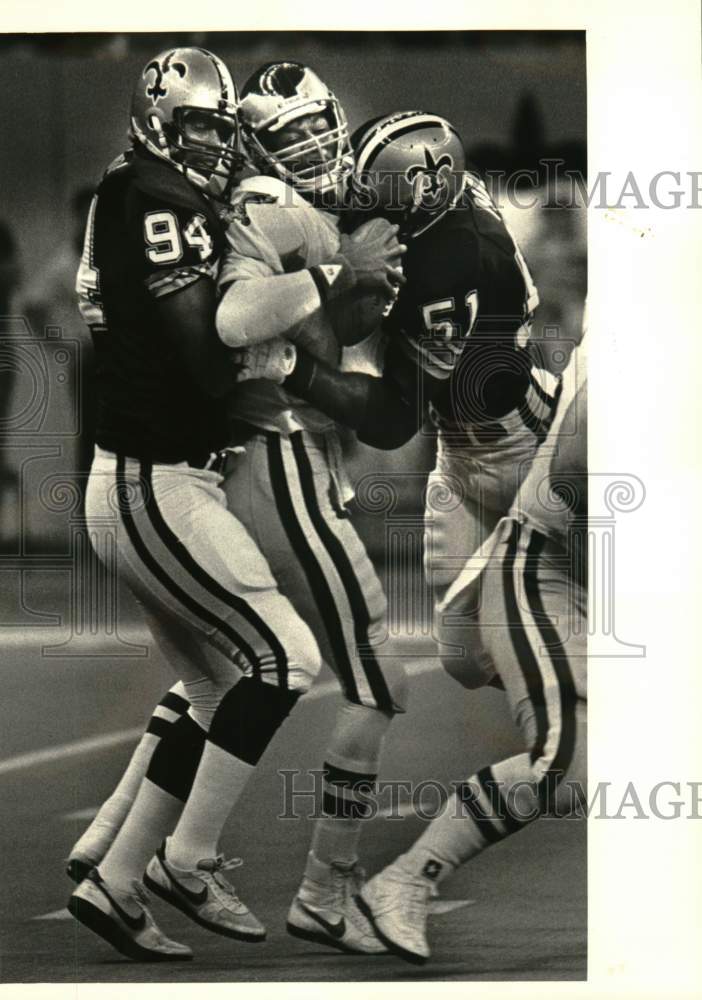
[{"left": 148, "top": 113, "right": 172, "bottom": 152}]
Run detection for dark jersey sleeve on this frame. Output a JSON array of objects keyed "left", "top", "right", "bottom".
[{"left": 125, "top": 184, "right": 221, "bottom": 300}]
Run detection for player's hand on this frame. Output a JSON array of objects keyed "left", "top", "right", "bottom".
[
  {"left": 231, "top": 338, "right": 297, "bottom": 384},
  {"left": 338, "top": 218, "right": 406, "bottom": 298}
]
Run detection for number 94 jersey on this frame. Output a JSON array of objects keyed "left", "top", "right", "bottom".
[
  {"left": 386, "top": 173, "right": 544, "bottom": 438},
  {"left": 76, "top": 147, "right": 227, "bottom": 463}
]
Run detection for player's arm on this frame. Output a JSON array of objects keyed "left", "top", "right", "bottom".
[
  {"left": 279, "top": 261, "right": 481, "bottom": 447},
  {"left": 217, "top": 269, "right": 340, "bottom": 347},
  {"left": 282, "top": 336, "right": 439, "bottom": 450},
  {"left": 154, "top": 276, "right": 238, "bottom": 399},
  {"left": 136, "top": 196, "right": 239, "bottom": 399},
  {"left": 216, "top": 216, "right": 405, "bottom": 348}
]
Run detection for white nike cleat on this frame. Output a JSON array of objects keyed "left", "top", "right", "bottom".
[
  {"left": 287, "top": 852, "right": 387, "bottom": 955},
  {"left": 356, "top": 863, "right": 432, "bottom": 964},
  {"left": 144, "top": 840, "right": 266, "bottom": 942},
  {"left": 67, "top": 868, "right": 193, "bottom": 962}
]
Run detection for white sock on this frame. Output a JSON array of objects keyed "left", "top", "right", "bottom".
[
  {"left": 397, "top": 754, "right": 537, "bottom": 883},
  {"left": 309, "top": 700, "right": 391, "bottom": 868},
  {"left": 166, "top": 742, "right": 255, "bottom": 869},
  {"left": 97, "top": 779, "right": 184, "bottom": 894},
  {"left": 71, "top": 681, "right": 189, "bottom": 864},
  {"left": 71, "top": 733, "right": 158, "bottom": 863}
]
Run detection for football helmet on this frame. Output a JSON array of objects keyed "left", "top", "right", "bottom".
[
  {"left": 351, "top": 111, "right": 467, "bottom": 237},
  {"left": 130, "top": 47, "right": 244, "bottom": 197},
  {"left": 238, "top": 62, "right": 353, "bottom": 200}
]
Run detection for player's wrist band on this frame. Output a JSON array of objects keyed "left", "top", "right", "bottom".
[
  {"left": 308, "top": 255, "right": 356, "bottom": 304},
  {"left": 283, "top": 348, "right": 318, "bottom": 396}
]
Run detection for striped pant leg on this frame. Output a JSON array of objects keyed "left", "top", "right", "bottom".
[
  {"left": 223, "top": 431, "right": 406, "bottom": 714},
  {"left": 477, "top": 518, "right": 586, "bottom": 821},
  {"left": 85, "top": 450, "right": 321, "bottom": 695},
  {"left": 424, "top": 460, "right": 500, "bottom": 689},
  {"left": 397, "top": 517, "right": 585, "bottom": 878}
]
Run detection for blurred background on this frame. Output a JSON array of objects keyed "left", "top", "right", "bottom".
[{"left": 0, "top": 30, "right": 586, "bottom": 562}]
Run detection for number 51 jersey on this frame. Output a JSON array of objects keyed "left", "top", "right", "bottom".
[
  {"left": 76, "top": 146, "right": 228, "bottom": 463},
  {"left": 386, "top": 172, "right": 556, "bottom": 445}
]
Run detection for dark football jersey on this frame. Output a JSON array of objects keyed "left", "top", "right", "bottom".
[
  {"left": 76, "top": 147, "right": 228, "bottom": 463},
  {"left": 384, "top": 173, "right": 540, "bottom": 432}
]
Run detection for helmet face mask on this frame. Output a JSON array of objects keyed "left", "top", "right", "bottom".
[
  {"left": 131, "top": 47, "right": 245, "bottom": 197},
  {"left": 168, "top": 106, "right": 240, "bottom": 177},
  {"left": 239, "top": 62, "right": 353, "bottom": 201},
  {"left": 350, "top": 111, "right": 467, "bottom": 237}
]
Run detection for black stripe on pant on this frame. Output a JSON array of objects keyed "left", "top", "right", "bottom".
[
  {"left": 503, "top": 520, "right": 576, "bottom": 811},
  {"left": 502, "top": 520, "right": 550, "bottom": 768},
  {"left": 114, "top": 457, "right": 266, "bottom": 685},
  {"left": 289, "top": 433, "right": 394, "bottom": 713},
  {"left": 522, "top": 528, "right": 578, "bottom": 810},
  {"left": 140, "top": 461, "right": 290, "bottom": 689},
  {"left": 266, "top": 434, "right": 361, "bottom": 705}
]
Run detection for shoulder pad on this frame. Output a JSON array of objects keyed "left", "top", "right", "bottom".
[
  {"left": 129, "top": 151, "right": 211, "bottom": 214},
  {"left": 234, "top": 175, "right": 307, "bottom": 208}
]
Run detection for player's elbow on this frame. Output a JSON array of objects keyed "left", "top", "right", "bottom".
[{"left": 216, "top": 282, "right": 252, "bottom": 348}]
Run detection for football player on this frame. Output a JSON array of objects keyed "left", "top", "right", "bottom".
[
  {"left": 273, "top": 111, "right": 562, "bottom": 689},
  {"left": 69, "top": 59, "right": 406, "bottom": 961},
  {"left": 235, "top": 112, "right": 583, "bottom": 962},
  {"left": 357, "top": 339, "right": 587, "bottom": 963},
  {"left": 210, "top": 62, "right": 408, "bottom": 955},
  {"left": 66, "top": 47, "right": 332, "bottom": 963}
]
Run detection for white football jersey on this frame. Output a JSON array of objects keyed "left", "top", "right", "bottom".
[{"left": 218, "top": 175, "right": 344, "bottom": 435}]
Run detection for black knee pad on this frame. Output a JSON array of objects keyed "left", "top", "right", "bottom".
[
  {"left": 146, "top": 713, "right": 206, "bottom": 803},
  {"left": 207, "top": 676, "right": 300, "bottom": 766}
]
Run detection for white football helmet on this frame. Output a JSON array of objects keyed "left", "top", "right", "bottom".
[{"left": 238, "top": 62, "right": 353, "bottom": 200}]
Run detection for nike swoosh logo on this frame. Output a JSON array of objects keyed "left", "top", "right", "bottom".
[
  {"left": 160, "top": 859, "right": 208, "bottom": 905},
  {"left": 93, "top": 878, "right": 146, "bottom": 931},
  {"left": 300, "top": 903, "right": 346, "bottom": 940}
]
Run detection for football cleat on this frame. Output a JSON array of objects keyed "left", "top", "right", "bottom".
[
  {"left": 356, "top": 862, "right": 432, "bottom": 964},
  {"left": 144, "top": 840, "right": 266, "bottom": 942},
  {"left": 286, "top": 852, "right": 387, "bottom": 955},
  {"left": 67, "top": 868, "right": 193, "bottom": 962}
]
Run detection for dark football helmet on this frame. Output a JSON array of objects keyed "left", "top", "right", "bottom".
[
  {"left": 130, "top": 47, "right": 245, "bottom": 197},
  {"left": 238, "top": 62, "right": 353, "bottom": 200},
  {"left": 350, "top": 111, "right": 467, "bottom": 237}
]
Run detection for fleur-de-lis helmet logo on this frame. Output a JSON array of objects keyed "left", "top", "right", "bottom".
[
  {"left": 405, "top": 147, "right": 454, "bottom": 211},
  {"left": 143, "top": 51, "right": 188, "bottom": 105}
]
